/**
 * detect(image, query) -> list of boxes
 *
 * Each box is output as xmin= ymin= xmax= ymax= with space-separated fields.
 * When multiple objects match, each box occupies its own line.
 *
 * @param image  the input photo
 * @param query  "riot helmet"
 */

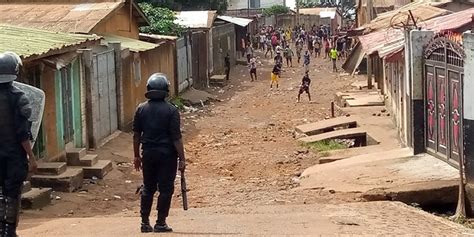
xmin=145 ymin=73 xmax=170 ymax=100
xmin=0 ymin=52 xmax=22 ymax=83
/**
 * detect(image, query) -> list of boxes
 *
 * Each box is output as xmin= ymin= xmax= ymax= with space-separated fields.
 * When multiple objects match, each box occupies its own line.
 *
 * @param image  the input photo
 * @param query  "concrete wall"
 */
xmin=211 ymin=23 xmax=237 ymax=75
xmin=463 ymin=32 xmax=474 ymax=216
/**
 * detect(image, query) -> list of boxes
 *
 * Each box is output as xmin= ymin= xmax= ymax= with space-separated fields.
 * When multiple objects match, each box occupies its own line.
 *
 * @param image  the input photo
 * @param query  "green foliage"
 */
xmin=263 ymin=5 xmax=290 ymax=16
xmin=139 ymin=0 xmax=228 ymax=15
xmin=138 ymin=3 xmax=184 ymax=36
xmin=170 ymin=96 xmax=185 ymax=110
xmin=304 ymin=140 xmax=348 ymax=152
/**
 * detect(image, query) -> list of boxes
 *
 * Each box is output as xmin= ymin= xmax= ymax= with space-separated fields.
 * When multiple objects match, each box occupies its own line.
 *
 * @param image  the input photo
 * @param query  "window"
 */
xmin=250 ymin=0 xmax=260 ymax=8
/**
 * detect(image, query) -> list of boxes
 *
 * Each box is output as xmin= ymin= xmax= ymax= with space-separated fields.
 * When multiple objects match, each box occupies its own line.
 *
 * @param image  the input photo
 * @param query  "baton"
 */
xmin=180 ymin=170 xmax=188 ymax=211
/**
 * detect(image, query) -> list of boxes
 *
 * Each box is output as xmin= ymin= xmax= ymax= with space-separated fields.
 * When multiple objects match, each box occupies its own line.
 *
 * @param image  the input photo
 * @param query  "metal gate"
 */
xmin=92 ymin=49 xmax=118 ymax=143
xmin=191 ymin=31 xmax=208 ymax=89
xmin=424 ymin=33 xmax=465 ymax=165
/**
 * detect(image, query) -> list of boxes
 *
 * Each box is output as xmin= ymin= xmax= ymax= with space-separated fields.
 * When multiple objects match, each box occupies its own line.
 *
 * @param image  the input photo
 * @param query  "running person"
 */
xmin=284 ymin=45 xmax=294 ymax=67
xmin=303 ymin=50 xmax=311 ymax=73
xmin=270 ymin=63 xmax=281 ymax=89
xmin=297 ymin=71 xmax=312 ymax=102
xmin=248 ymin=56 xmax=257 ymax=81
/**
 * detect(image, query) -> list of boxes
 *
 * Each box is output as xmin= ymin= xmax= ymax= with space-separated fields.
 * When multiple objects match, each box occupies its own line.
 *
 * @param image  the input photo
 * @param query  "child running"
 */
xmin=303 ymin=49 xmax=311 ymax=73
xmin=270 ymin=63 xmax=281 ymax=89
xmin=297 ymin=71 xmax=312 ymax=102
xmin=249 ymin=56 xmax=257 ymax=81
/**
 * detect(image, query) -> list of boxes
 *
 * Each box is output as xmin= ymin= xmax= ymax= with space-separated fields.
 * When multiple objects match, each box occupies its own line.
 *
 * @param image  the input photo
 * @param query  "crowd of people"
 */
xmin=235 ymin=23 xmax=354 ymax=102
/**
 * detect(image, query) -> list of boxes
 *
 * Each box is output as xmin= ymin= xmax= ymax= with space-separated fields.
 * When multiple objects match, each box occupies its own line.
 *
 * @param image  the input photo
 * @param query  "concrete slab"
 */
xmin=295 ymin=117 xmax=357 ymax=136
xmin=79 ymin=154 xmax=98 ymax=167
xmin=180 ymin=88 xmax=216 ymax=106
xmin=66 ymin=148 xmax=87 ymax=166
xmin=351 ymin=79 xmax=377 ymax=90
xmin=336 ymin=91 xmax=384 ymax=107
xmin=36 ymin=162 xmax=67 ymax=175
xmin=31 ymin=168 xmax=83 ymax=193
xmin=318 ymin=145 xmax=389 ymax=164
xmin=83 ymin=160 xmax=113 ymax=179
xmin=21 ymin=188 xmax=52 ymax=210
xmin=298 ymin=127 xmax=367 ymax=144
xmin=210 ymin=74 xmax=227 ymax=86
xmin=299 ymin=149 xmax=458 ymax=198
xmin=22 ymin=181 xmax=32 ymax=194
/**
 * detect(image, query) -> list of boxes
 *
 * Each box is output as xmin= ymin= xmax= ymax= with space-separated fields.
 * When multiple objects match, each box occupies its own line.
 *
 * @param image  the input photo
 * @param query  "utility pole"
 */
xmin=366 ymin=0 xmax=374 ymax=89
xmin=296 ymin=0 xmax=300 ymax=26
xmin=248 ymin=0 xmax=250 ymax=18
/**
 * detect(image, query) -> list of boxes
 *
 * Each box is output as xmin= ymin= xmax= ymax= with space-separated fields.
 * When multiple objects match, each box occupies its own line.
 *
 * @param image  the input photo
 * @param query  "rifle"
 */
xmin=180 ymin=170 xmax=188 ymax=211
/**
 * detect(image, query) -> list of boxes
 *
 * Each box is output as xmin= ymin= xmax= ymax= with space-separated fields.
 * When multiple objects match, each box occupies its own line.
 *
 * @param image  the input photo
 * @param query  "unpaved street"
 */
xmin=19 ymin=51 xmax=473 ymax=235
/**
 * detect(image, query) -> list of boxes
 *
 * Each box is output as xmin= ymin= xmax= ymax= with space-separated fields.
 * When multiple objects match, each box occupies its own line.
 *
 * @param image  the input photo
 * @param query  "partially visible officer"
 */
xmin=133 ymin=73 xmax=186 ymax=233
xmin=0 ymin=52 xmax=37 ymax=237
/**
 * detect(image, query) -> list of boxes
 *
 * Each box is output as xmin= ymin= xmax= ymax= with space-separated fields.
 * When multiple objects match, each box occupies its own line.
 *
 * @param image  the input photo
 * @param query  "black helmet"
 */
xmin=0 ymin=52 xmax=22 ymax=83
xmin=145 ymin=73 xmax=170 ymax=99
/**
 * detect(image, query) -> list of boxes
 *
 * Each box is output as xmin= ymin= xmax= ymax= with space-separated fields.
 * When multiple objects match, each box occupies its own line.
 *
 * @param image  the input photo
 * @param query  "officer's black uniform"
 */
xmin=133 ymin=73 xmax=182 ymax=233
xmin=0 ymin=52 xmax=32 ymax=237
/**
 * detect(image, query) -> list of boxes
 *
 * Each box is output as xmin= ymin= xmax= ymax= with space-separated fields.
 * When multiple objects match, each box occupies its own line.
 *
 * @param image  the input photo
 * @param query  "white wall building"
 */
xmin=228 ymin=0 xmax=287 ymax=10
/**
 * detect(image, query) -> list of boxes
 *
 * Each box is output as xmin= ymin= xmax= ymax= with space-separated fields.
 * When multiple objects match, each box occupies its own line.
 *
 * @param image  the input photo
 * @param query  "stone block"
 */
xmin=66 ymin=148 xmax=87 ymax=166
xmin=83 ymin=160 xmax=113 ymax=179
xmin=31 ymin=168 xmax=83 ymax=192
xmin=36 ymin=162 xmax=67 ymax=175
xmin=21 ymin=188 xmax=52 ymax=209
xmin=79 ymin=154 xmax=99 ymax=167
xmin=22 ymin=181 xmax=32 ymax=194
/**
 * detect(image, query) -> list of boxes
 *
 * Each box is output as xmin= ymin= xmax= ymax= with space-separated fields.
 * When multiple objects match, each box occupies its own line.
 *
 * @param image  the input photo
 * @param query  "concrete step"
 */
xmin=31 ymin=168 xmax=83 ymax=192
xmin=209 ymin=74 xmax=227 ymax=86
xmin=66 ymin=148 xmax=87 ymax=166
xmin=22 ymin=181 xmax=32 ymax=194
xmin=77 ymin=154 xmax=99 ymax=167
xmin=83 ymin=160 xmax=113 ymax=179
xmin=21 ymin=188 xmax=52 ymax=210
xmin=299 ymin=127 xmax=368 ymax=144
xmin=295 ymin=117 xmax=358 ymax=136
xmin=36 ymin=162 xmax=67 ymax=175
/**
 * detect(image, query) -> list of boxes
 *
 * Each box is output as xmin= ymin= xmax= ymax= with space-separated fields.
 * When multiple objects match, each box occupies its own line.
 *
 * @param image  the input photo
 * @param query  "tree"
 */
xmin=138 ymin=2 xmax=184 ymax=36
xmin=263 ymin=5 xmax=290 ymax=16
xmin=139 ymin=0 xmax=228 ymax=15
xmin=298 ymin=0 xmax=356 ymax=19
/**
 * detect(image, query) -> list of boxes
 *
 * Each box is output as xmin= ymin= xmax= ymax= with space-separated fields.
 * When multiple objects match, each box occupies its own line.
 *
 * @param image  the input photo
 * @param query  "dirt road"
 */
xmin=19 ymin=50 xmax=472 ymax=235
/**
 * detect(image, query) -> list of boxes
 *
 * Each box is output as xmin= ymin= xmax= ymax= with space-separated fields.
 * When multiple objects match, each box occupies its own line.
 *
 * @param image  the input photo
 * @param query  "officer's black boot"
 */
xmin=4 ymin=196 xmax=20 ymax=237
xmin=0 ymin=187 xmax=6 ymax=236
xmin=154 ymin=216 xmax=172 ymax=233
xmin=140 ymin=216 xmax=153 ymax=233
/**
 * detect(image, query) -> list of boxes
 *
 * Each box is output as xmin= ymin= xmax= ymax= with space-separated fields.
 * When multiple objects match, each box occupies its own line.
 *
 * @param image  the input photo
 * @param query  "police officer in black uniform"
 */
xmin=133 ymin=73 xmax=186 ymax=233
xmin=0 ymin=52 xmax=37 ymax=237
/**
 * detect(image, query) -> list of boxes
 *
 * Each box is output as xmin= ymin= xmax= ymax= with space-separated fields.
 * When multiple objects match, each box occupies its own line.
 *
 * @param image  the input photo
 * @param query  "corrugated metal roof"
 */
xmin=361 ymin=7 xmax=474 ymax=57
xmin=0 ymin=1 xmax=147 ymax=34
xmin=359 ymin=0 xmax=413 ymax=9
xmin=0 ymin=24 xmax=99 ymax=60
xmin=217 ymin=15 xmax=253 ymax=27
xmin=102 ymin=34 xmax=159 ymax=52
xmin=175 ymin=10 xmax=217 ymax=29
xmin=357 ymin=1 xmax=450 ymax=34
